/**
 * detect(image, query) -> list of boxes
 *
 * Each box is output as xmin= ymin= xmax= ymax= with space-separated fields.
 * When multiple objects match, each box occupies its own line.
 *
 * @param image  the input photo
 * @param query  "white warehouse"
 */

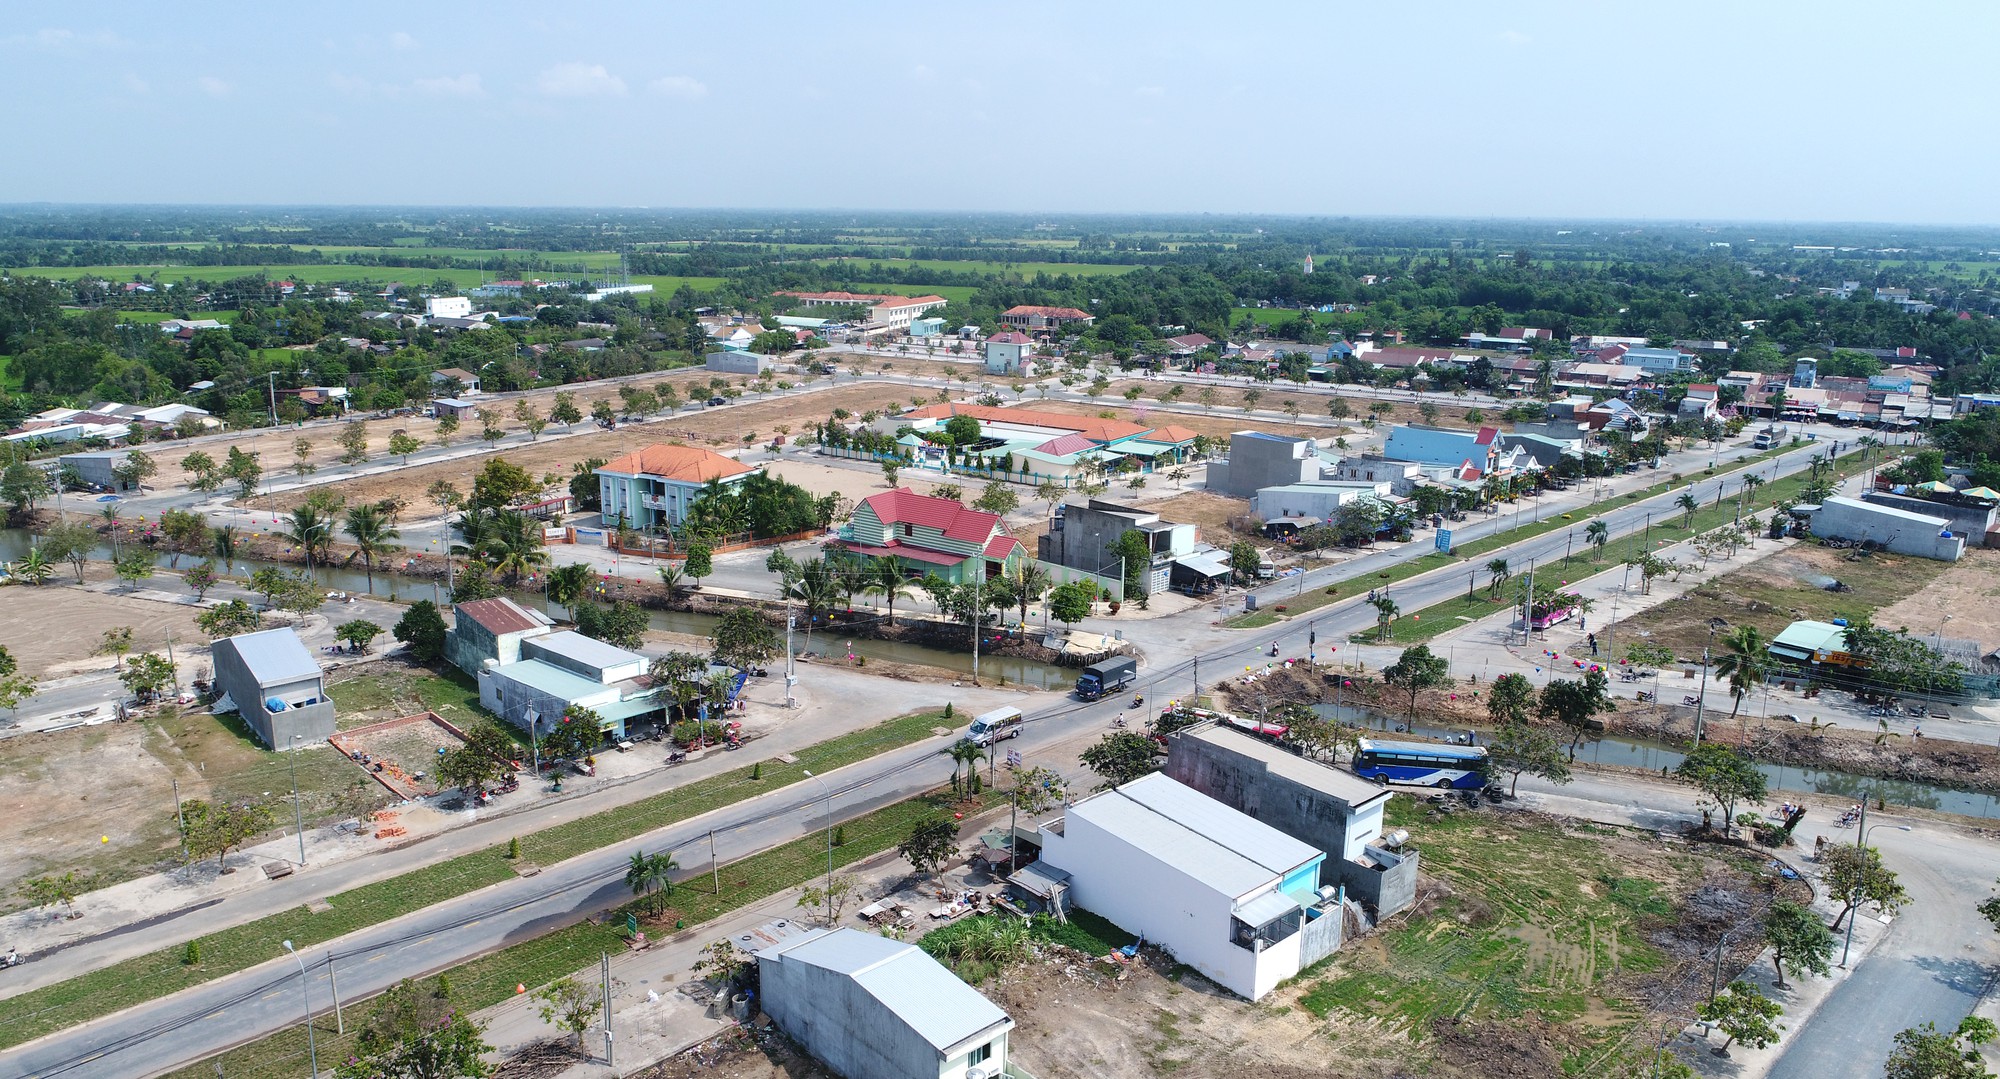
xmin=1033 ymin=773 xmax=1342 ymax=1001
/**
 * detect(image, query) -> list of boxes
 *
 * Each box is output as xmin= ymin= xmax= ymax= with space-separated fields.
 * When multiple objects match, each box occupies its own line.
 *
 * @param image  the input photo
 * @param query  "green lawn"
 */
xmin=0 ymin=708 xmax=956 ymax=1053
xmin=1293 ymin=802 xmax=1745 ymax=1075
xmin=60 ymin=308 xmax=239 ymax=323
xmin=161 ymin=788 xmax=995 ymax=1079
xmin=325 ymin=666 xmax=484 ymax=726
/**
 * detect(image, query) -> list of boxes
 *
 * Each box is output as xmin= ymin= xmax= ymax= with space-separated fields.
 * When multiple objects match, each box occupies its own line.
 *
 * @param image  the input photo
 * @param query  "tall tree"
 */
xmin=1382 ymin=645 xmax=1451 ymax=715
xmin=1763 ymin=898 xmax=1834 ymax=989
xmin=1821 ymin=844 xmax=1911 ymax=931
xmin=1487 ymin=721 xmax=1571 ymax=796
xmin=343 ymin=503 xmax=402 ymax=593
xmin=337 ymin=976 xmax=494 ymax=1079
xmin=1713 ymin=625 xmax=1769 ymax=719
xmin=1673 ymin=741 xmax=1767 ymax=837
xmin=861 ymin=556 xmax=914 ymax=626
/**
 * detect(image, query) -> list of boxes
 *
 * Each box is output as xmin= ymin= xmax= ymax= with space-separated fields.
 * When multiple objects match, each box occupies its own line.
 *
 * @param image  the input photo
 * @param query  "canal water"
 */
xmin=0 ymin=531 xmax=1073 ymax=689
xmin=1312 ymin=703 xmax=2000 ymax=820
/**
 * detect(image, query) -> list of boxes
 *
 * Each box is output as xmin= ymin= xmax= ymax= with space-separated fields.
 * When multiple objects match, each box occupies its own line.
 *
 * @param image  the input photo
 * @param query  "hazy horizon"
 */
xmin=6 ymin=1 xmax=1995 ymax=226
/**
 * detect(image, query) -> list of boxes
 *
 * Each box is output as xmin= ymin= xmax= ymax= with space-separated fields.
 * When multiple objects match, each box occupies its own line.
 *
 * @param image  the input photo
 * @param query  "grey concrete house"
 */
xmin=756 ymin=927 xmax=1015 ymax=1079
xmin=56 ymin=449 xmax=139 ymax=491
xmin=1038 ymin=499 xmax=1197 ymax=596
xmin=1166 ymin=721 xmax=1418 ymax=918
xmin=1806 ymin=495 xmax=1964 ymax=561
xmin=447 ymin=598 xmax=554 ymax=678
xmin=1205 ymin=431 xmax=1320 ymax=498
xmin=210 ymin=629 xmax=334 ymax=751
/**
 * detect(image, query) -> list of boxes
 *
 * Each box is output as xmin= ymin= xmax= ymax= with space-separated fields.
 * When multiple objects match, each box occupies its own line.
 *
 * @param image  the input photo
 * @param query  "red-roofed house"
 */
xmin=775 ymin=290 xmax=948 ymax=331
xmin=837 ymin=488 xmax=1023 ymax=583
xmin=1002 ymin=305 xmax=1096 ymax=332
xmin=596 ymin=444 xmax=760 ymax=530
xmin=1679 ymin=384 xmax=1721 ymax=420
xmin=1164 ymin=333 xmax=1215 ymax=355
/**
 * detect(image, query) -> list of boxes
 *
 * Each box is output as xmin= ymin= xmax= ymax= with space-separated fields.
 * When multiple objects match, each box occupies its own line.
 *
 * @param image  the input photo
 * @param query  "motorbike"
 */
xmin=666 ymin=749 xmax=688 ymax=765
xmin=1636 ymin=691 xmax=1656 ymax=703
xmin=1681 ymin=694 xmax=1701 ymax=706
xmin=1131 ymin=694 xmax=1144 ymax=708
xmin=0 ymin=949 xmax=21 ymax=969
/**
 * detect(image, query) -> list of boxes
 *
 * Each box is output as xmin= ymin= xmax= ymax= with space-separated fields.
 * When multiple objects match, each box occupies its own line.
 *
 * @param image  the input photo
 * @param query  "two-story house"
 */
xmin=837 ymin=488 xmax=1023 ymax=583
xmin=1001 ymin=305 xmax=1095 ymax=333
xmin=596 ymin=444 xmax=759 ymax=531
xmin=1038 ymin=498 xmax=1197 ymax=596
xmin=210 ymin=629 xmax=334 ymax=751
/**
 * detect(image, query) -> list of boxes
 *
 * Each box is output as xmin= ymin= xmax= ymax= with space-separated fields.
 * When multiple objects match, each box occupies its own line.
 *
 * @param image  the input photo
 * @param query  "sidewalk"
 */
xmin=0 ymin=665 xmax=1026 ymax=996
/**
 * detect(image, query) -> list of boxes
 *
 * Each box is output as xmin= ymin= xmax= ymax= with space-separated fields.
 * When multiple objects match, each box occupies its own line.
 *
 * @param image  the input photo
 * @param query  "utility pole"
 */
xmin=165 ymin=634 xmax=181 ymax=698
xmin=970 ymin=572 xmax=981 ymax=684
xmin=1840 ymin=798 xmax=1869 ymax=968
xmin=1693 ymin=647 xmax=1710 ymax=747
xmin=600 ymin=952 xmax=614 ymax=1066
xmin=708 ymin=828 xmax=720 ymax=895
xmin=171 ymin=777 xmax=188 ymax=865
xmin=266 ymin=370 xmax=279 ymax=429
xmin=289 ymin=734 xmax=307 ymax=865
xmin=328 ymin=953 xmax=344 ymax=1034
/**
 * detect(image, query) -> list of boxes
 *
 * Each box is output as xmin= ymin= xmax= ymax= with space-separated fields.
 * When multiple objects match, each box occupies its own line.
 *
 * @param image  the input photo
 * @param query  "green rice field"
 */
xmin=16 ymin=265 xmax=724 ymax=294
xmin=810 ymin=256 xmax=1145 ymax=277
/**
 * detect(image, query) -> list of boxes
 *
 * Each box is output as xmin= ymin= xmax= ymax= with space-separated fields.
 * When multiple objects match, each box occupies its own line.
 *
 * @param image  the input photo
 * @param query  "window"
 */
xmin=970 ymin=1043 xmax=992 ymax=1065
xmin=902 ymin=523 xmax=913 ymax=537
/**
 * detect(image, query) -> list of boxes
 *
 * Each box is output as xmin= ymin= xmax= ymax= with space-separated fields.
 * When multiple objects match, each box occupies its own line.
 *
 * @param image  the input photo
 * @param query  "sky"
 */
xmin=3 ymin=1 xmax=1995 ymax=224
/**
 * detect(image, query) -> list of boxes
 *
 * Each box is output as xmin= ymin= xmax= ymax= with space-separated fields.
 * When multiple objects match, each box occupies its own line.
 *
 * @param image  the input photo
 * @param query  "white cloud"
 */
xmin=536 ymin=62 xmax=626 ymax=98
xmin=389 ymin=31 xmax=418 ymax=50
xmin=328 ymin=72 xmax=375 ymax=98
xmin=647 ymin=74 xmax=707 ymax=99
xmin=2 ymin=27 xmax=132 ymax=52
xmin=1499 ymin=29 xmax=1531 ymax=46
xmin=1134 ymin=85 xmax=1166 ymax=97
xmin=198 ymin=76 xmax=232 ymax=98
xmin=414 ymin=73 xmax=484 ymax=98
xmin=910 ymin=64 xmax=936 ymax=82
xmin=123 ymin=73 xmax=150 ymax=95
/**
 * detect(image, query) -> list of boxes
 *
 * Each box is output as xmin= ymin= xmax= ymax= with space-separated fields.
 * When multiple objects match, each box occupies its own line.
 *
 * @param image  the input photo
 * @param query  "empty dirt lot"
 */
xmin=0 ymin=580 xmax=209 ymax=679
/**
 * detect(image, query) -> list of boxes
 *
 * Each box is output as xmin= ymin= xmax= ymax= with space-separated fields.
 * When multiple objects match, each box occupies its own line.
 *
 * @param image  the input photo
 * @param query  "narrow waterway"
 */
xmin=0 ymin=531 xmax=1074 ymax=689
xmin=1312 ymin=703 xmax=2000 ymax=820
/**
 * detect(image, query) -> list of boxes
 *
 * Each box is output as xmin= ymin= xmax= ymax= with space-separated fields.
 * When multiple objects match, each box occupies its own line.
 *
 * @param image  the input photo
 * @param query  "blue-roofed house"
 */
xmin=1382 ymin=424 xmax=1515 ymax=478
xmin=210 ymin=628 xmax=333 ymax=751
xmin=1032 ymin=773 xmax=1343 ymax=1001
xmin=754 ymin=927 xmax=1015 ymax=1079
xmin=1618 ymin=346 xmax=1698 ymax=374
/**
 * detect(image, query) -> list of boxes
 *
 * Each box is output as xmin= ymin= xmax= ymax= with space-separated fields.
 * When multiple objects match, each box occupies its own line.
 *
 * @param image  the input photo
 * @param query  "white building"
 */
xmin=1034 ymin=773 xmax=1340 ymax=1001
xmin=425 ymin=296 xmax=473 ymax=320
xmin=756 ymin=927 xmax=1014 ymax=1079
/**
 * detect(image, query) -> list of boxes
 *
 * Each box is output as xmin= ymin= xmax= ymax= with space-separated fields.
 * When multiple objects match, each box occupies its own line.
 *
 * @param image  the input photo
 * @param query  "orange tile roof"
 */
xmin=902 ymin=402 xmax=1149 ymax=441
xmin=1146 ymin=424 xmax=1199 ymax=443
xmin=599 ymin=444 xmax=757 ymax=484
xmin=874 ymin=294 xmax=948 ymax=309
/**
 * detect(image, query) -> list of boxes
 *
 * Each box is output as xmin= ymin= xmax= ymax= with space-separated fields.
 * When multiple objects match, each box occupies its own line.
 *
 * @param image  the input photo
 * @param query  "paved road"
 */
xmin=0 ymin=673 xmax=1143 ymax=1079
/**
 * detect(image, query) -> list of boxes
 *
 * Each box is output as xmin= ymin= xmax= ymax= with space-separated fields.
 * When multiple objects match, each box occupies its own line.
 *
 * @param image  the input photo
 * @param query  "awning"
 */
xmin=1174 ymin=550 xmax=1233 ymax=578
xmin=1234 ymin=890 xmax=1302 ymax=928
xmin=1007 ymin=860 xmax=1071 ymax=900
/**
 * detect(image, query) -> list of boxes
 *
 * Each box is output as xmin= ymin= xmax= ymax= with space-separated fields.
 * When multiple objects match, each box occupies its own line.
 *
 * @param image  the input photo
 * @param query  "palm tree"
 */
xmin=213 ymin=524 xmax=239 ymax=573
xmin=1371 ymin=594 xmax=1400 ymax=641
xmin=656 ymin=563 xmax=687 ymax=603
xmin=940 ymin=740 xmax=987 ymax=793
xmin=547 ymin=563 xmax=594 ymax=617
xmin=1585 ymin=520 xmax=1609 ymax=562
xmin=280 ymin=505 xmax=335 ymax=573
xmin=861 ymin=557 xmax=913 ymax=625
xmin=342 ymin=503 xmax=401 ymax=593
xmin=1005 ymin=561 xmax=1052 ymax=626
xmin=625 ymin=849 xmax=681 ymax=916
xmin=454 ymin=508 xmax=547 ymax=584
xmin=1713 ymin=625 xmax=1769 ymax=719
xmin=100 ymin=503 xmax=123 ymax=554
xmin=1486 ymin=557 xmax=1511 ymax=598
xmin=1675 ymin=491 xmax=1699 ymax=529
xmin=788 ymin=560 xmax=842 ymax=655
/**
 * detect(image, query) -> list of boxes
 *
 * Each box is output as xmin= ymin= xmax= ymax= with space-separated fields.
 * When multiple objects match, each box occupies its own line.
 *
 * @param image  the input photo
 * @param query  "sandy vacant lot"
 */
xmin=0 ymin=581 xmax=209 ymax=679
xmin=1874 ymin=545 xmax=2000 ymax=654
xmin=255 ymin=383 xmax=932 ymax=513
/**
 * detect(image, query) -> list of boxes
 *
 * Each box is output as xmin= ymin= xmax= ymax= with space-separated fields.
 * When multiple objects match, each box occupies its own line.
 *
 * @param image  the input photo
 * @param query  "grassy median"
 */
xmin=161 ymin=787 xmax=1000 ymax=1079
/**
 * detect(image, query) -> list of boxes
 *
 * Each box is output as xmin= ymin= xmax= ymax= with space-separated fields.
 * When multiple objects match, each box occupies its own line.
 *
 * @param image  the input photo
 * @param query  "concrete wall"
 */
xmin=1863 ymin=491 xmax=1998 ymax=546
xmin=1207 ymin=433 xmax=1316 ymax=499
xmin=705 ymin=351 xmax=773 ymax=375
xmin=446 ymin=615 xmax=537 ymax=679
xmin=211 ymin=648 xmax=334 ymax=751
xmin=57 ymin=452 xmax=130 ymax=491
xmin=1344 ymin=844 xmax=1419 ymax=918
xmin=477 ymin=667 xmax=621 ymax=736
xmin=1809 ymin=496 xmax=1964 ymax=561
xmin=1250 ymin=483 xmax=1380 ymax=522
xmin=758 ymin=950 xmax=947 ymax=1079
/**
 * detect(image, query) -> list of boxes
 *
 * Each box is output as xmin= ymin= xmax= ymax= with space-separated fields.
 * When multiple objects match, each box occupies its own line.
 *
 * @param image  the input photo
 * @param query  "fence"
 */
xmin=600 ymin=528 xmax=823 ymax=561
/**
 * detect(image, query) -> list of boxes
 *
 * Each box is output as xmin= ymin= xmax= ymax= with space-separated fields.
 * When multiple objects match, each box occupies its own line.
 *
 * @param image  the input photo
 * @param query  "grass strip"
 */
xmin=1361 ymin=448 xmax=1872 ymax=645
xmin=0 ymin=709 xmax=951 ymax=1052
xmin=1228 ymin=442 xmax=1800 ymax=630
xmin=160 ymin=789 xmax=998 ymax=1079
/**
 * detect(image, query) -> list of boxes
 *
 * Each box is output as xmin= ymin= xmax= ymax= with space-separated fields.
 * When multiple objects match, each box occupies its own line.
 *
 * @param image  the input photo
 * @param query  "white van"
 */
xmin=965 ymin=706 xmax=1024 ymax=747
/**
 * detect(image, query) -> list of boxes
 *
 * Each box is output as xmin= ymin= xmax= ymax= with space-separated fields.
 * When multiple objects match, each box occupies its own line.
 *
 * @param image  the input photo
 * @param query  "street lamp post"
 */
xmin=281 ymin=940 xmax=319 ymax=1077
xmin=801 ymin=770 xmax=834 ymax=925
xmin=1839 ymin=810 xmax=1909 ymax=968
xmin=289 ymin=734 xmax=307 ymax=865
